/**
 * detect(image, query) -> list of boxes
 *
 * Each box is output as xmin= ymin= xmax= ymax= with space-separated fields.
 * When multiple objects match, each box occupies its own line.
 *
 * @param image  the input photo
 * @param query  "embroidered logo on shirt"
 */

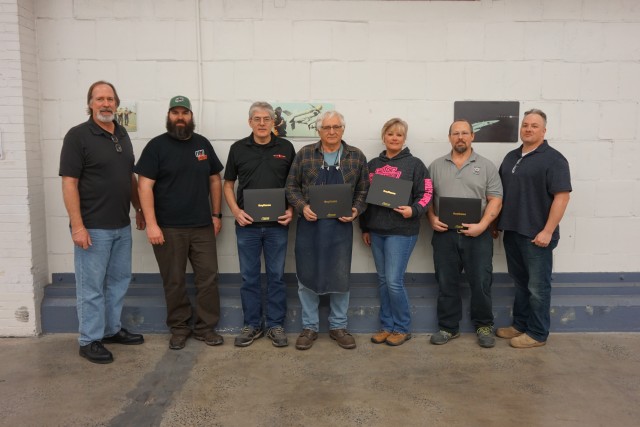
xmin=195 ymin=149 xmax=208 ymax=161
xmin=273 ymin=154 xmax=287 ymax=159
xmin=473 ymin=166 xmax=480 ymax=175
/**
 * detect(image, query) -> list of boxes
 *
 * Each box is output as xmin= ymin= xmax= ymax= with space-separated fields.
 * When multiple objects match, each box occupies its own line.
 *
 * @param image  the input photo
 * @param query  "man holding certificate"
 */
xmin=427 ymin=119 xmax=503 ymax=348
xmin=286 ymin=110 xmax=369 ymax=350
xmin=224 ymin=102 xmax=296 ymax=348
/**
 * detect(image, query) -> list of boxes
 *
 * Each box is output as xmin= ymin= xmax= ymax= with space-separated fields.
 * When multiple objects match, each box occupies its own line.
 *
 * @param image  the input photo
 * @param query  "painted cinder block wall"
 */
xmin=1 ymin=0 xmax=639 ymax=335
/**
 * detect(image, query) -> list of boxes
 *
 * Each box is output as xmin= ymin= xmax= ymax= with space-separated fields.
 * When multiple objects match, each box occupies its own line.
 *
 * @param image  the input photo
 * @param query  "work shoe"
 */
xmin=386 ymin=332 xmax=412 ymax=346
xmin=430 ymin=330 xmax=460 ymax=345
xmin=102 ymin=328 xmax=144 ymax=345
xmin=266 ymin=326 xmax=288 ymax=347
xmin=79 ymin=341 xmax=113 ymax=364
xmin=329 ymin=329 xmax=356 ymax=349
xmin=234 ymin=325 xmax=264 ymax=347
xmin=169 ymin=334 xmax=189 ymax=350
xmin=371 ymin=330 xmax=391 ymax=344
xmin=496 ymin=326 xmax=524 ymax=339
xmin=476 ymin=326 xmax=495 ymax=348
xmin=295 ymin=329 xmax=318 ymax=350
xmin=194 ymin=331 xmax=224 ymax=346
xmin=510 ymin=334 xmax=546 ymax=349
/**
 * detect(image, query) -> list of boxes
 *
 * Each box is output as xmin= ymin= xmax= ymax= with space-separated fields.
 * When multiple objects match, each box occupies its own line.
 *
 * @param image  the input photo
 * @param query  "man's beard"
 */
xmin=96 ymin=110 xmax=114 ymax=123
xmin=454 ymin=143 xmax=468 ymax=154
xmin=166 ymin=116 xmax=195 ymax=140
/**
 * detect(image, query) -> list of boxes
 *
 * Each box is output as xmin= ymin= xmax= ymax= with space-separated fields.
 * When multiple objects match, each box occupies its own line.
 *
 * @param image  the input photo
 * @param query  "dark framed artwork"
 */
xmin=453 ymin=101 xmax=520 ymax=142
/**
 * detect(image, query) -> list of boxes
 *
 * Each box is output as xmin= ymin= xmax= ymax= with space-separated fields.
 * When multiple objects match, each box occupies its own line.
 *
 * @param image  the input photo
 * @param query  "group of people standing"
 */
xmin=60 ymin=80 xmax=571 ymax=364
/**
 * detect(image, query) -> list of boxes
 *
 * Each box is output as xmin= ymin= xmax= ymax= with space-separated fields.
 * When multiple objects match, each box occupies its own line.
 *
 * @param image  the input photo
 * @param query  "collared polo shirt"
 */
xmin=429 ymin=150 xmax=503 ymax=215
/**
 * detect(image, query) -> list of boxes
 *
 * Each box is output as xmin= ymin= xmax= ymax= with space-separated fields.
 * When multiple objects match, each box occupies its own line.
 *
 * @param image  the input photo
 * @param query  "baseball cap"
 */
xmin=169 ymin=95 xmax=192 ymax=112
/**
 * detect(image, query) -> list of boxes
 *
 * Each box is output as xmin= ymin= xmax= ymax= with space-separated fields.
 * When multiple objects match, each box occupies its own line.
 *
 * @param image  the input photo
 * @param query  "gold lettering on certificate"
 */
xmin=452 ymin=212 xmax=466 ymax=216
xmin=383 ymin=190 xmax=396 ymax=195
xmin=324 ymin=200 xmax=337 ymax=204
xmin=260 ymin=216 xmax=270 ymax=221
xmin=258 ymin=204 xmax=272 ymax=207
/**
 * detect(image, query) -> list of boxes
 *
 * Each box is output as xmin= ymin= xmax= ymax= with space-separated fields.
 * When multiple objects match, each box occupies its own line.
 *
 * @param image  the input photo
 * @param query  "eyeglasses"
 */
xmin=111 ymin=135 xmax=122 ymax=153
xmin=511 ymin=157 xmax=523 ymax=174
xmin=251 ymin=117 xmax=273 ymax=124
xmin=319 ymin=125 xmax=344 ymax=132
xmin=451 ymin=131 xmax=471 ymax=137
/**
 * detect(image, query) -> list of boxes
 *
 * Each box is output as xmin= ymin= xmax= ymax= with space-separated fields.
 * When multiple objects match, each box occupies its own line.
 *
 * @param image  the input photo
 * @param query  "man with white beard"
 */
xmin=60 ymin=81 xmax=146 ymax=364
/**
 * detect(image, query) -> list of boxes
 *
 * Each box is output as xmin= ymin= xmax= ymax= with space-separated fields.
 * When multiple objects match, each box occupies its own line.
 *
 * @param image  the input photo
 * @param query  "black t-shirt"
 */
xmin=135 ymin=132 xmax=223 ymax=227
xmin=59 ymin=118 xmax=133 ymax=229
xmin=224 ymin=133 xmax=295 ymax=210
xmin=498 ymin=140 xmax=572 ymax=240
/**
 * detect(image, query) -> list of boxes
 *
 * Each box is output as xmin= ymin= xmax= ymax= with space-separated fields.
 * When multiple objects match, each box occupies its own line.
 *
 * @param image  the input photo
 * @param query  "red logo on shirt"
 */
xmin=195 ymin=149 xmax=208 ymax=161
xmin=273 ymin=154 xmax=287 ymax=159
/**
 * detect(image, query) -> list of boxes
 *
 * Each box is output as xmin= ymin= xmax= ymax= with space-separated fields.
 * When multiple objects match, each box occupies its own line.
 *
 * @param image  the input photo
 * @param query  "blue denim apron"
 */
xmin=295 ymin=163 xmax=353 ymax=294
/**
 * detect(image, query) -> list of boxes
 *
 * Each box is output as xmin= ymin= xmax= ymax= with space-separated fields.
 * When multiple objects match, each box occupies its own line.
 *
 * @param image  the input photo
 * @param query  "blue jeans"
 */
xmin=236 ymin=225 xmax=288 ymax=329
xmin=432 ymin=229 xmax=494 ymax=332
xmin=298 ymin=282 xmax=349 ymax=332
xmin=370 ymin=233 xmax=417 ymax=334
xmin=503 ymin=231 xmax=558 ymax=342
xmin=74 ymin=226 xmax=132 ymax=346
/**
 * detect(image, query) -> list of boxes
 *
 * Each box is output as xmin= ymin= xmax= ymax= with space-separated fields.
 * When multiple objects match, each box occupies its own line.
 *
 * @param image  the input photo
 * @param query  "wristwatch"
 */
xmin=212 ymin=213 xmax=222 ymax=219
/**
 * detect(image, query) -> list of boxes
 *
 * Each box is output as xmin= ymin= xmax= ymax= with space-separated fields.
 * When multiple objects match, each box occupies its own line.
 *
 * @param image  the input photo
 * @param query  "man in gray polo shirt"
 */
xmin=427 ymin=119 xmax=503 ymax=348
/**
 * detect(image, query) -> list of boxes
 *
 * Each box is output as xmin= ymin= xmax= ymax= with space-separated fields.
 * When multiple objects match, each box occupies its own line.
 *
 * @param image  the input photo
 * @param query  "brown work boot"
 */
xmin=496 ymin=326 xmax=524 ymax=339
xmin=194 ymin=330 xmax=224 ymax=346
xmin=169 ymin=334 xmax=189 ymax=350
xmin=386 ymin=332 xmax=412 ymax=346
xmin=295 ymin=329 xmax=318 ymax=350
xmin=371 ymin=330 xmax=391 ymax=344
xmin=510 ymin=334 xmax=546 ymax=349
xmin=329 ymin=329 xmax=356 ymax=349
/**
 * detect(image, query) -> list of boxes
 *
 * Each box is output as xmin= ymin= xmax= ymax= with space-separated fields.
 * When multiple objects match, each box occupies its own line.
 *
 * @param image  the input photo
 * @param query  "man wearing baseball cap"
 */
xmin=136 ymin=95 xmax=225 ymax=350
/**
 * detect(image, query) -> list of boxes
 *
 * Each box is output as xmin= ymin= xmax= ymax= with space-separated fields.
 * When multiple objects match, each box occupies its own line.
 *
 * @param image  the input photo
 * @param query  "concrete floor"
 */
xmin=1 ymin=333 xmax=640 ymax=427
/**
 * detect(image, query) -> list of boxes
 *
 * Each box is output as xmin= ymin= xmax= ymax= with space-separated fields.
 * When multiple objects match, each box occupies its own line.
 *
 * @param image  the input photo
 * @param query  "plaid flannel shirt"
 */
xmin=286 ymin=140 xmax=369 ymax=216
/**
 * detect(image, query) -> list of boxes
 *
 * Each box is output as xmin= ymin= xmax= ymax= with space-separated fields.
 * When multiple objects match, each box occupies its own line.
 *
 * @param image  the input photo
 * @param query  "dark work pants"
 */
xmin=431 ymin=229 xmax=495 ymax=332
xmin=152 ymin=225 xmax=220 ymax=336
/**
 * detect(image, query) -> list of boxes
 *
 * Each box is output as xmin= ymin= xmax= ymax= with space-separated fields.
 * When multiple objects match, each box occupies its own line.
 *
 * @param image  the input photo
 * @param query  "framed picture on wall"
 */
xmin=117 ymin=102 xmax=137 ymax=133
xmin=270 ymin=102 xmax=335 ymax=138
xmin=453 ymin=101 xmax=519 ymax=142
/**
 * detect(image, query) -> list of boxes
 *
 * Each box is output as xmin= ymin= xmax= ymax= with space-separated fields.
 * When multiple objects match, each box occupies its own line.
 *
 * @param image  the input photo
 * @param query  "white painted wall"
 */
xmin=0 ymin=0 xmax=46 ymax=336
xmin=35 ymin=0 xmax=640 ymax=277
xmin=4 ymin=0 xmax=640 ymax=334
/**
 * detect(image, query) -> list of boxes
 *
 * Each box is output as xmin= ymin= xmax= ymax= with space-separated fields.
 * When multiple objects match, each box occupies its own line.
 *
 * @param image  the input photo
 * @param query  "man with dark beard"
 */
xmin=136 ymin=95 xmax=225 ymax=350
xmin=427 ymin=119 xmax=503 ymax=349
xmin=60 ymin=80 xmax=145 ymax=364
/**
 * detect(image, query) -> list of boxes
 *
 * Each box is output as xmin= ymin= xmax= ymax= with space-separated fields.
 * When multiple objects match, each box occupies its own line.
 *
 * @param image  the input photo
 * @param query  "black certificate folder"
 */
xmin=243 ymin=188 xmax=285 ymax=222
xmin=438 ymin=197 xmax=482 ymax=230
xmin=366 ymin=174 xmax=412 ymax=208
xmin=309 ymin=184 xmax=353 ymax=219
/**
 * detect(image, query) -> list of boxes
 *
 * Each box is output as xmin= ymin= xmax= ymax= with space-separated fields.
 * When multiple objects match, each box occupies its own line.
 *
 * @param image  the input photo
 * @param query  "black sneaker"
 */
xmin=234 ymin=325 xmax=264 ymax=347
xmin=430 ymin=330 xmax=460 ymax=345
xmin=79 ymin=341 xmax=113 ymax=364
xmin=476 ymin=326 xmax=496 ymax=348
xmin=266 ymin=326 xmax=288 ymax=347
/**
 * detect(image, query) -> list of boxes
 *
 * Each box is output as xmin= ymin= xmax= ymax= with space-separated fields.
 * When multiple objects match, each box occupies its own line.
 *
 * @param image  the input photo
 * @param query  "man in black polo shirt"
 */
xmin=136 ymin=95 xmax=225 ymax=350
xmin=496 ymin=109 xmax=571 ymax=348
xmin=224 ymin=102 xmax=296 ymax=347
xmin=60 ymin=80 xmax=145 ymax=364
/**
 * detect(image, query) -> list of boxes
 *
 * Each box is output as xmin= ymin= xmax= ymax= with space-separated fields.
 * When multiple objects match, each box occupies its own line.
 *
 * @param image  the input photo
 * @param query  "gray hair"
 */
xmin=524 ymin=108 xmax=547 ymax=126
xmin=315 ymin=110 xmax=345 ymax=131
xmin=248 ymin=101 xmax=275 ymax=120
